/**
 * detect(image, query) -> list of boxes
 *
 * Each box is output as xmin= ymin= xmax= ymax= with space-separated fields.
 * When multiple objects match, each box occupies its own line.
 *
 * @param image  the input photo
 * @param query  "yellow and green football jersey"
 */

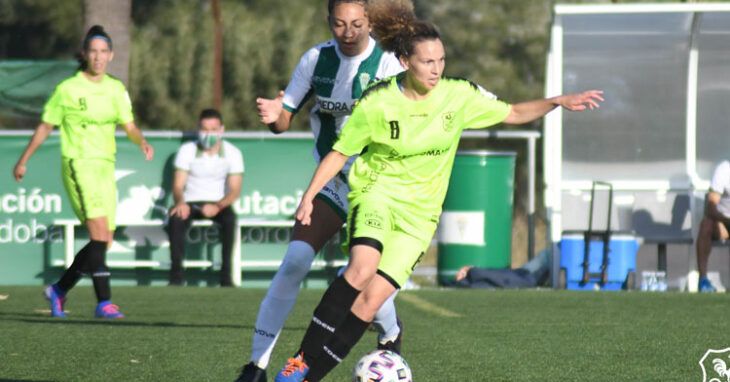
xmin=333 ymin=73 xmax=511 ymax=219
xmin=42 ymin=71 xmax=134 ymax=161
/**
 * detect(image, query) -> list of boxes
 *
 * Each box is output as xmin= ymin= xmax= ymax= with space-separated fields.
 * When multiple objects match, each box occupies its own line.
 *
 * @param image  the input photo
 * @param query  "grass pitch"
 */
xmin=0 ymin=286 xmax=728 ymax=381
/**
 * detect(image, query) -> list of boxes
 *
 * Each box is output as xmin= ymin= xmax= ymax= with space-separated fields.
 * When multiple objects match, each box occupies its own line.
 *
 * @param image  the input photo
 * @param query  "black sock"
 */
xmin=56 ymin=240 xmax=95 ymax=292
xmin=84 ymin=240 xmax=111 ymax=302
xmin=300 ymin=276 xmax=361 ymax=361
xmin=306 ymin=310 xmax=370 ymax=382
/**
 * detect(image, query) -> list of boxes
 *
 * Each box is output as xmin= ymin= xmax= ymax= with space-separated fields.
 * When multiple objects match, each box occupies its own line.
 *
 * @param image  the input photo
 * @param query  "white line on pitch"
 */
xmin=397 ymin=293 xmax=463 ymax=318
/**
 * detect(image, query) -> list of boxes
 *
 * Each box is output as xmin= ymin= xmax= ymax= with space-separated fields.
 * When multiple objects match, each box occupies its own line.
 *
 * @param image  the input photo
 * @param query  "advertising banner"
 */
xmin=0 ymin=131 xmax=340 ymax=287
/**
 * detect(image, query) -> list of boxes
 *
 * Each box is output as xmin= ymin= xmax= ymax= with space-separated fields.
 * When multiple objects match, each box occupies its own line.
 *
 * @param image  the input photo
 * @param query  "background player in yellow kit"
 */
xmin=13 ymin=25 xmax=154 ymax=319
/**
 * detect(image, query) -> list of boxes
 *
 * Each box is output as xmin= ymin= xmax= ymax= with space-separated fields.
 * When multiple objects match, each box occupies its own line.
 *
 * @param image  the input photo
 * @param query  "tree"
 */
xmin=128 ymin=0 xmax=330 ymax=131
xmin=82 ymin=0 xmax=132 ymax=85
xmin=0 ymin=0 xmax=82 ymax=59
xmin=212 ymin=0 xmax=223 ymax=110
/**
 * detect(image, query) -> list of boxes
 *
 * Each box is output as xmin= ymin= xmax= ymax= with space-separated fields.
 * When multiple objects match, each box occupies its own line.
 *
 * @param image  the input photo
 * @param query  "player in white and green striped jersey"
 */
xmin=239 ymin=1 xmax=404 ymax=381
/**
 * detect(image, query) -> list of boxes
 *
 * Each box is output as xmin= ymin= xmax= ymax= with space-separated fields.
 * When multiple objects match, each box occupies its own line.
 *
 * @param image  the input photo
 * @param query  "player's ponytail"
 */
xmin=368 ymin=0 xmax=439 ymax=58
xmin=76 ymin=25 xmax=113 ymax=71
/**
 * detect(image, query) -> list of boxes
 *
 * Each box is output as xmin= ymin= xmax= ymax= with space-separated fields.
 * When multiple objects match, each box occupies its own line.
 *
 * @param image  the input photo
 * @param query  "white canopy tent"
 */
xmin=544 ymin=3 xmax=730 ymax=288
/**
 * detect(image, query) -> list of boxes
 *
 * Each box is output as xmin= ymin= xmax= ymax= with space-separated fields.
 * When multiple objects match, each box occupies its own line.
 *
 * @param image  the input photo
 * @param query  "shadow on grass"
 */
xmin=0 ymin=379 xmax=56 ymax=382
xmin=0 ymin=311 xmax=308 ymax=331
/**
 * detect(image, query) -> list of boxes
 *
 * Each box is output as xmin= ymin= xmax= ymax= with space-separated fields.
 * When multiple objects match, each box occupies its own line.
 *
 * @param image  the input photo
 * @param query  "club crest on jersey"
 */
xmin=359 ymin=72 xmax=371 ymax=90
xmin=442 ymin=111 xmax=456 ymax=131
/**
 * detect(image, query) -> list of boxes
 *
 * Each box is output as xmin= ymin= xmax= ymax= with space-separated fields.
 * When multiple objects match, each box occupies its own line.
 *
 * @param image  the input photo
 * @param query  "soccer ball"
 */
xmin=352 ymin=349 xmax=412 ymax=382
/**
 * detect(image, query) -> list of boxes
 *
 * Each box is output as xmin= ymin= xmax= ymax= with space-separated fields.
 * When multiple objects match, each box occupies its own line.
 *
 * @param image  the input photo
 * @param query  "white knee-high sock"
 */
xmin=372 ymin=289 xmax=400 ymax=343
xmin=250 ymin=240 xmax=315 ymax=369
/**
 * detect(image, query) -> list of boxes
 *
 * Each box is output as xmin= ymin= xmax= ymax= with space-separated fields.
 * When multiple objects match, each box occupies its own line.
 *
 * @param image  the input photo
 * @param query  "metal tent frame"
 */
xmin=544 ymin=3 xmax=730 ymax=288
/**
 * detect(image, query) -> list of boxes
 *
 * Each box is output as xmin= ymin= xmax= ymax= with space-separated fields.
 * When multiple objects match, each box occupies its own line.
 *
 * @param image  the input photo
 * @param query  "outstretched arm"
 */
xmin=295 ymin=150 xmax=349 ymax=225
xmin=503 ymin=90 xmax=604 ymax=125
xmin=256 ymin=90 xmax=294 ymax=134
xmin=13 ymin=122 xmax=54 ymax=182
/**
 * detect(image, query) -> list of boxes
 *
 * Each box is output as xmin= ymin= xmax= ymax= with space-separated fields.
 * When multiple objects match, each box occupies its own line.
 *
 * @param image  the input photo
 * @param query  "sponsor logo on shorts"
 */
xmin=364 ymin=212 xmax=384 ymax=229
xmin=365 ymin=219 xmax=382 ymax=228
xmin=322 ymin=185 xmax=345 ymax=209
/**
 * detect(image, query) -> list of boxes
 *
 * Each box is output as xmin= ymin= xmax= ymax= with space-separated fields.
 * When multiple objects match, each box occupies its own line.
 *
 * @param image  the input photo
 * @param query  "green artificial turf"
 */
xmin=0 ymin=286 xmax=728 ymax=381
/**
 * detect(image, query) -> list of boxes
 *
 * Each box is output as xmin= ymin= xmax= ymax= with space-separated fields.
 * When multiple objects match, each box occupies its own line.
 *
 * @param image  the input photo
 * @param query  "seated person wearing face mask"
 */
xmin=167 ymin=108 xmax=244 ymax=286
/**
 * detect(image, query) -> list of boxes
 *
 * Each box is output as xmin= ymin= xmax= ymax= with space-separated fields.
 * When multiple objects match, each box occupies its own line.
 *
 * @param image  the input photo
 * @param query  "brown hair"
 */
xmin=368 ymin=0 xmax=439 ymax=58
xmin=327 ymin=0 xmax=369 ymax=16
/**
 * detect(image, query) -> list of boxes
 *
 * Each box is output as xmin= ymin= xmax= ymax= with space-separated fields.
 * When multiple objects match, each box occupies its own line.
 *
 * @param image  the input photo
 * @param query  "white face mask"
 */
xmin=198 ymin=131 xmax=222 ymax=149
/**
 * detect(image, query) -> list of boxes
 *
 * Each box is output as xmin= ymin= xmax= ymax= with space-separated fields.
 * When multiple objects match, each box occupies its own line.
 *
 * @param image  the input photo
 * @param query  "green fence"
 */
xmin=0 ymin=131 xmax=343 ymax=287
xmin=0 ymin=60 xmax=76 ymax=128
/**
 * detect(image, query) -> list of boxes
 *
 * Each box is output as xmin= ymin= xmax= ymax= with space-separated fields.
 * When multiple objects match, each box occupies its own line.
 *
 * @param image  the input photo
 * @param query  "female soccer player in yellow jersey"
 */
xmin=274 ymin=1 xmax=603 ymax=381
xmin=13 ymin=25 xmax=154 ymax=319
xmin=239 ymin=1 xmax=404 ymax=381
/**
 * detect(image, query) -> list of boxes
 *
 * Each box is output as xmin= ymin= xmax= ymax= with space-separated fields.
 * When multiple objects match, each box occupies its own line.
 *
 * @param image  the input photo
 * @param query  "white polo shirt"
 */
xmin=174 ymin=140 xmax=244 ymax=202
xmin=710 ymin=160 xmax=730 ymax=218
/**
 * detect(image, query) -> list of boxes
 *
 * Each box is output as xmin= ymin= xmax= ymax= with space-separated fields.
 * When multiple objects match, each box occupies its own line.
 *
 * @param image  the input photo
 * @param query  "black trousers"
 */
xmin=167 ymin=203 xmax=236 ymax=286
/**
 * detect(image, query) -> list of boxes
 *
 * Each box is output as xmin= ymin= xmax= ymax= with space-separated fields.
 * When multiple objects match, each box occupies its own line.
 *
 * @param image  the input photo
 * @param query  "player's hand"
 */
xmin=558 ymin=90 xmax=604 ymax=111
xmin=256 ymin=90 xmax=284 ymax=124
xmin=141 ymin=141 xmax=154 ymax=161
xmin=13 ymin=162 xmax=26 ymax=182
xmin=169 ymin=203 xmax=191 ymax=220
xmin=201 ymin=203 xmax=219 ymax=218
xmin=295 ymin=198 xmax=314 ymax=226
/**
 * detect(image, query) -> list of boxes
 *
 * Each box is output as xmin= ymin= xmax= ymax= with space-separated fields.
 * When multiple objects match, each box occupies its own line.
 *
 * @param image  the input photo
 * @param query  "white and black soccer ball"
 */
xmin=352 ymin=349 xmax=412 ymax=382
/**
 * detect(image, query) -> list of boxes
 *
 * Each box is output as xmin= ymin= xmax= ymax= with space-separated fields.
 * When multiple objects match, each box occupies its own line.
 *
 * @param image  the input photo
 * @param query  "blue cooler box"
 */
xmin=560 ymin=234 xmax=638 ymax=290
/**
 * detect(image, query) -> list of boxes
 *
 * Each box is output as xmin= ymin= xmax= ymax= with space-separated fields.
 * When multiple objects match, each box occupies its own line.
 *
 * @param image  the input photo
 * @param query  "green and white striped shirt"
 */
xmin=282 ymin=36 xmax=403 ymax=175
